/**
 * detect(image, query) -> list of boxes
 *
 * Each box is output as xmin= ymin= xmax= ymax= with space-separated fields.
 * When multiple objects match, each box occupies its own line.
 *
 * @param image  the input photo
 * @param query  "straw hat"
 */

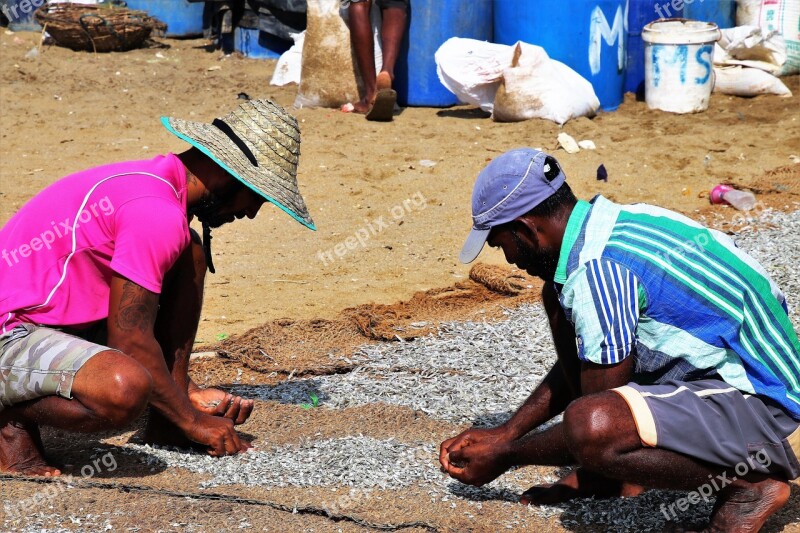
xmin=161 ymin=99 xmax=315 ymax=230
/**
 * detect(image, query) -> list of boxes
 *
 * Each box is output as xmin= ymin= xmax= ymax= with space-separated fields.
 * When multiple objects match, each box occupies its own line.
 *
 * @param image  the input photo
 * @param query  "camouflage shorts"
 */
xmin=0 ymin=324 xmax=110 ymax=411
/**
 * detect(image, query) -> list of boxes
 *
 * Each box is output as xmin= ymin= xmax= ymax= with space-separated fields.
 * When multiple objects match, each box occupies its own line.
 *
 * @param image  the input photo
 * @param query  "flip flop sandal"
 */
xmin=365 ymin=89 xmax=396 ymax=122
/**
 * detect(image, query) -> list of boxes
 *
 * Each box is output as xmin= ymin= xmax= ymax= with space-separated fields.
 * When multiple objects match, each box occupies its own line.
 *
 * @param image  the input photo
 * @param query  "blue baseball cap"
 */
xmin=459 ymin=148 xmax=566 ymax=264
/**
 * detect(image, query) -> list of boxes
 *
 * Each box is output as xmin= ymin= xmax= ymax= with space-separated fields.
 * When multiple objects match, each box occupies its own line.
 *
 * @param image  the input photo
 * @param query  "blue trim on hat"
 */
xmin=161 ymin=116 xmax=316 ymax=231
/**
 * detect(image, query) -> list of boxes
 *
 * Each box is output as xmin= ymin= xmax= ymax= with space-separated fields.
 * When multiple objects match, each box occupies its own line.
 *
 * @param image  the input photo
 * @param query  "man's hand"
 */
xmin=183 ymin=412 xmax=250 ymax=456
xmin=440 ymin=435 xmax=512 ymax=487
xmin=439 ymin=426 xmax=512 ymax=469
xmin=189 ymin=387 xmax=254 ymax=426
xmin=439 ymin=426 xmax=513 ymax=482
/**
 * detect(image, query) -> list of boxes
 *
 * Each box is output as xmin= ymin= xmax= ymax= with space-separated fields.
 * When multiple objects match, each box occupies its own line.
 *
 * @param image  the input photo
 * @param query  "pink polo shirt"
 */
xmin=0 ymin=154 xmax=190 ymax=334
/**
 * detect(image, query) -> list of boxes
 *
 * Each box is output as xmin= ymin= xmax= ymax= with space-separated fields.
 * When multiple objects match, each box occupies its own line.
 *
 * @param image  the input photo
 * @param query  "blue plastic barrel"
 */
xmin=493 ymin=0 xmax=628 ymax=111
xmin=394 ymin=0 xmax=492 ymax=107
xmin=125 ymin=0 xmax=204 ymax=37
xmin=626 ymin=0 xmax=684 ymax=95
xmin=1 ymin=0 xmax=41 ymax=31
xmin=684 ymin=0 xmax=736 ymax=29
xmin=235 ymin=27 xmax=291 ymax=59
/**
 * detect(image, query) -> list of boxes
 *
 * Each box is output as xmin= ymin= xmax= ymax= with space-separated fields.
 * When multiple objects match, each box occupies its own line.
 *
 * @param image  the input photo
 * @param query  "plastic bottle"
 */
xmin=710 ymin=184 xmax=756 ymax=211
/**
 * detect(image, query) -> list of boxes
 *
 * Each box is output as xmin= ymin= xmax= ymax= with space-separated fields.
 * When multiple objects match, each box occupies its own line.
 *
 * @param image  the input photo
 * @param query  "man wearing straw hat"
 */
xmin=440 ymin=148 xmax=800 ymax=531
xmin=0 ymin=99 xmax=315 ymax=475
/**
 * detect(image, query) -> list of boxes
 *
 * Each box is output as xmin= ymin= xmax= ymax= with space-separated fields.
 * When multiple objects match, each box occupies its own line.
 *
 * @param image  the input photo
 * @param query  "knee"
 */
xmin=563 ymin=393 xmax=621 ymax=469
xmin=96 ymin=358 xmax=153 ymax=428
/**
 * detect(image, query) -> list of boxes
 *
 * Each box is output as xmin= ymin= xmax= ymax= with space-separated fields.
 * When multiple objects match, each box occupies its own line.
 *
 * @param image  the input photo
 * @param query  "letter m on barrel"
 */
xmin=589 ymin=1 xmax=628 ymax=75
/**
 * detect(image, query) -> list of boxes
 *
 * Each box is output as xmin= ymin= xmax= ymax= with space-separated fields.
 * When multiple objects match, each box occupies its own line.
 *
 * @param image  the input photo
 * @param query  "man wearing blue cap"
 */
xmin=439 ymin=148 xmax=800 ymax=531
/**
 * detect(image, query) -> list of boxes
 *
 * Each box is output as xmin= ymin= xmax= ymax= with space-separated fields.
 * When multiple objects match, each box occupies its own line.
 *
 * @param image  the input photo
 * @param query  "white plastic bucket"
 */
xmin=642 ymin=19 xmax=721 ymax=113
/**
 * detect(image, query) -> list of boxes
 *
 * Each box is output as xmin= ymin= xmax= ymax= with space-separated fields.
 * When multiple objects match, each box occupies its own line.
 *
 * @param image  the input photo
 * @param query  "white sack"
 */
xmin=435 ymin=37 xmax=514 ymax=113
xmin=736 ymin=0 xmax=800 ymax=75
xmin=713 ymin=65 xmax=792 ymax=96
xmin=492 ymin=42 xmax=600 ymax=125
xmin=271 ymin=31 xmax=305 ymax=86
xmin=435 ymin=38 xmax=599 ymax=124
xmin=714 ymin=25 xmax=787 ymax=73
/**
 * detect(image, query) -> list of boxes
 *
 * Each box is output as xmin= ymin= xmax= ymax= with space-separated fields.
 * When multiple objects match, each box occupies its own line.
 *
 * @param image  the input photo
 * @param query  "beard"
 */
xmin=189 ymin=193 xmax=224 ymax=226
xmin=512 ymin=232 xmax=558 ymax=281
xmin=189 ymin=189 xmax=238 ymax=228
xmin=523 ymin=248 xmax=558 ymax=281
xmin=188 ymin=177 xmax=247 ymax=228
xmin=198 ymin=213 xmax=230 ymax=229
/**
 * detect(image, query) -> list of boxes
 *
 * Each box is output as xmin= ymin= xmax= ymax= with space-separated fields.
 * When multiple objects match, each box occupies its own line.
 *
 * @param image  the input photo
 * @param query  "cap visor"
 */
xmin=459 ymin=228 xmax=491 ymax=264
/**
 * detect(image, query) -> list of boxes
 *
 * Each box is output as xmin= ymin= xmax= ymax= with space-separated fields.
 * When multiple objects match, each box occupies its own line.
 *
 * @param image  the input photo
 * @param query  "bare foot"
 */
xmin=0 ymin=421 xmax=61 ymax=476
xmin=341 ymin=74 xmax=392 ymax=116
xmin=520 ymin=467 xmax=644 ymax=505
xmin=344 ymin=99 xmax=371 ymax=115
xmin=686 ymin=477 xmax=790 ymax=533
xmin=376 ymin=71 xmax=392 ymax=91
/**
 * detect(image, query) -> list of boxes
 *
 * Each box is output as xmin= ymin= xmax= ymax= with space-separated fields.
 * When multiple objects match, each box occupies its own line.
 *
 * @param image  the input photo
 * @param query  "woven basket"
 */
xmin=34 ymin=3 xmax=166 ymax=53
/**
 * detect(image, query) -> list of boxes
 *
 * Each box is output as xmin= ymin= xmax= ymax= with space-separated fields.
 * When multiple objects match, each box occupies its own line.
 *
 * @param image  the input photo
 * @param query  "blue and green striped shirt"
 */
xmin=555 ymin=196 xmax=800 ymax=420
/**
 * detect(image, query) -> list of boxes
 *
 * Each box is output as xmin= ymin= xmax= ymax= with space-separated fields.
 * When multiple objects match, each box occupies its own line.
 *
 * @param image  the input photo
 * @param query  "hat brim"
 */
xmin=161 ymin=116 xmax=316 ymax=231
xmin=459 ymin=228 xmax=491 ymax=264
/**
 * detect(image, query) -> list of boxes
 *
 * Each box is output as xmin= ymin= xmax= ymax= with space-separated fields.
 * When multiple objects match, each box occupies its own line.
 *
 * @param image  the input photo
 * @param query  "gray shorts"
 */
xmin=0 ymin=324 xmax=111 ymax=411
xmin=614 ymin=379 xmax=800 ymax=480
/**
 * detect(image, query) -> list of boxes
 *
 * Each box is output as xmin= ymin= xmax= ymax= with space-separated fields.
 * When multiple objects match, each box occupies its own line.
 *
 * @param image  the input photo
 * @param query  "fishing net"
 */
xmin=203 ymin=263 xmax=541 ymax=373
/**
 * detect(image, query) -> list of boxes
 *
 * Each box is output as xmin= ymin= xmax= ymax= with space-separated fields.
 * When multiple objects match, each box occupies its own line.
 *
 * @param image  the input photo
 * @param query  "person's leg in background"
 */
xmin=376 ymin=0 xmax=407 ymax=91
xmin=346 ymin=0 xmax=378 ymax=114
xmin=344 ymin=0 xmax=407 ymax=117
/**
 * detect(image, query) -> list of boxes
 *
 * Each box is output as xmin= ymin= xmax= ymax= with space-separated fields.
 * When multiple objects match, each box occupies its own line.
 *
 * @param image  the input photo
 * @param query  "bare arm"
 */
xmin=502 ymin=356 xmax=635 ymax=466
xmin=107 ymin=274 xmax=246 ymax=455
xmin=153 ymin=230 xmax=253 ymax=424
xmin=497 ymin=360 xmax=578 ymax=440
xmin=442 ymin=356 xmax=636 ymax=486
xmin=580 ymin=355 xmax=635 ymax=395
xmin=439 ymin=357 xmax=578 ymax=475
xmin=153 ymin=230 xmax=205 ymax=393
xmin=107 ymin=275 xmax=198 ymax=430
xmin=499 ymin=285 xmax=582 ymax=439
xmin=440 ymin=282 xmax=581 ymax=471
xmin=441 ymin=276 xmax=639 ymax=486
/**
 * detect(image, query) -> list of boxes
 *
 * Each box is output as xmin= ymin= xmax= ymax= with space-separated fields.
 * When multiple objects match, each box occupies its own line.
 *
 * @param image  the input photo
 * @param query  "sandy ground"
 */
xmin=1 ymin=27 xmax=800 ymax=532
xmin=1 ymin=30 xmax=799 ymax=344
